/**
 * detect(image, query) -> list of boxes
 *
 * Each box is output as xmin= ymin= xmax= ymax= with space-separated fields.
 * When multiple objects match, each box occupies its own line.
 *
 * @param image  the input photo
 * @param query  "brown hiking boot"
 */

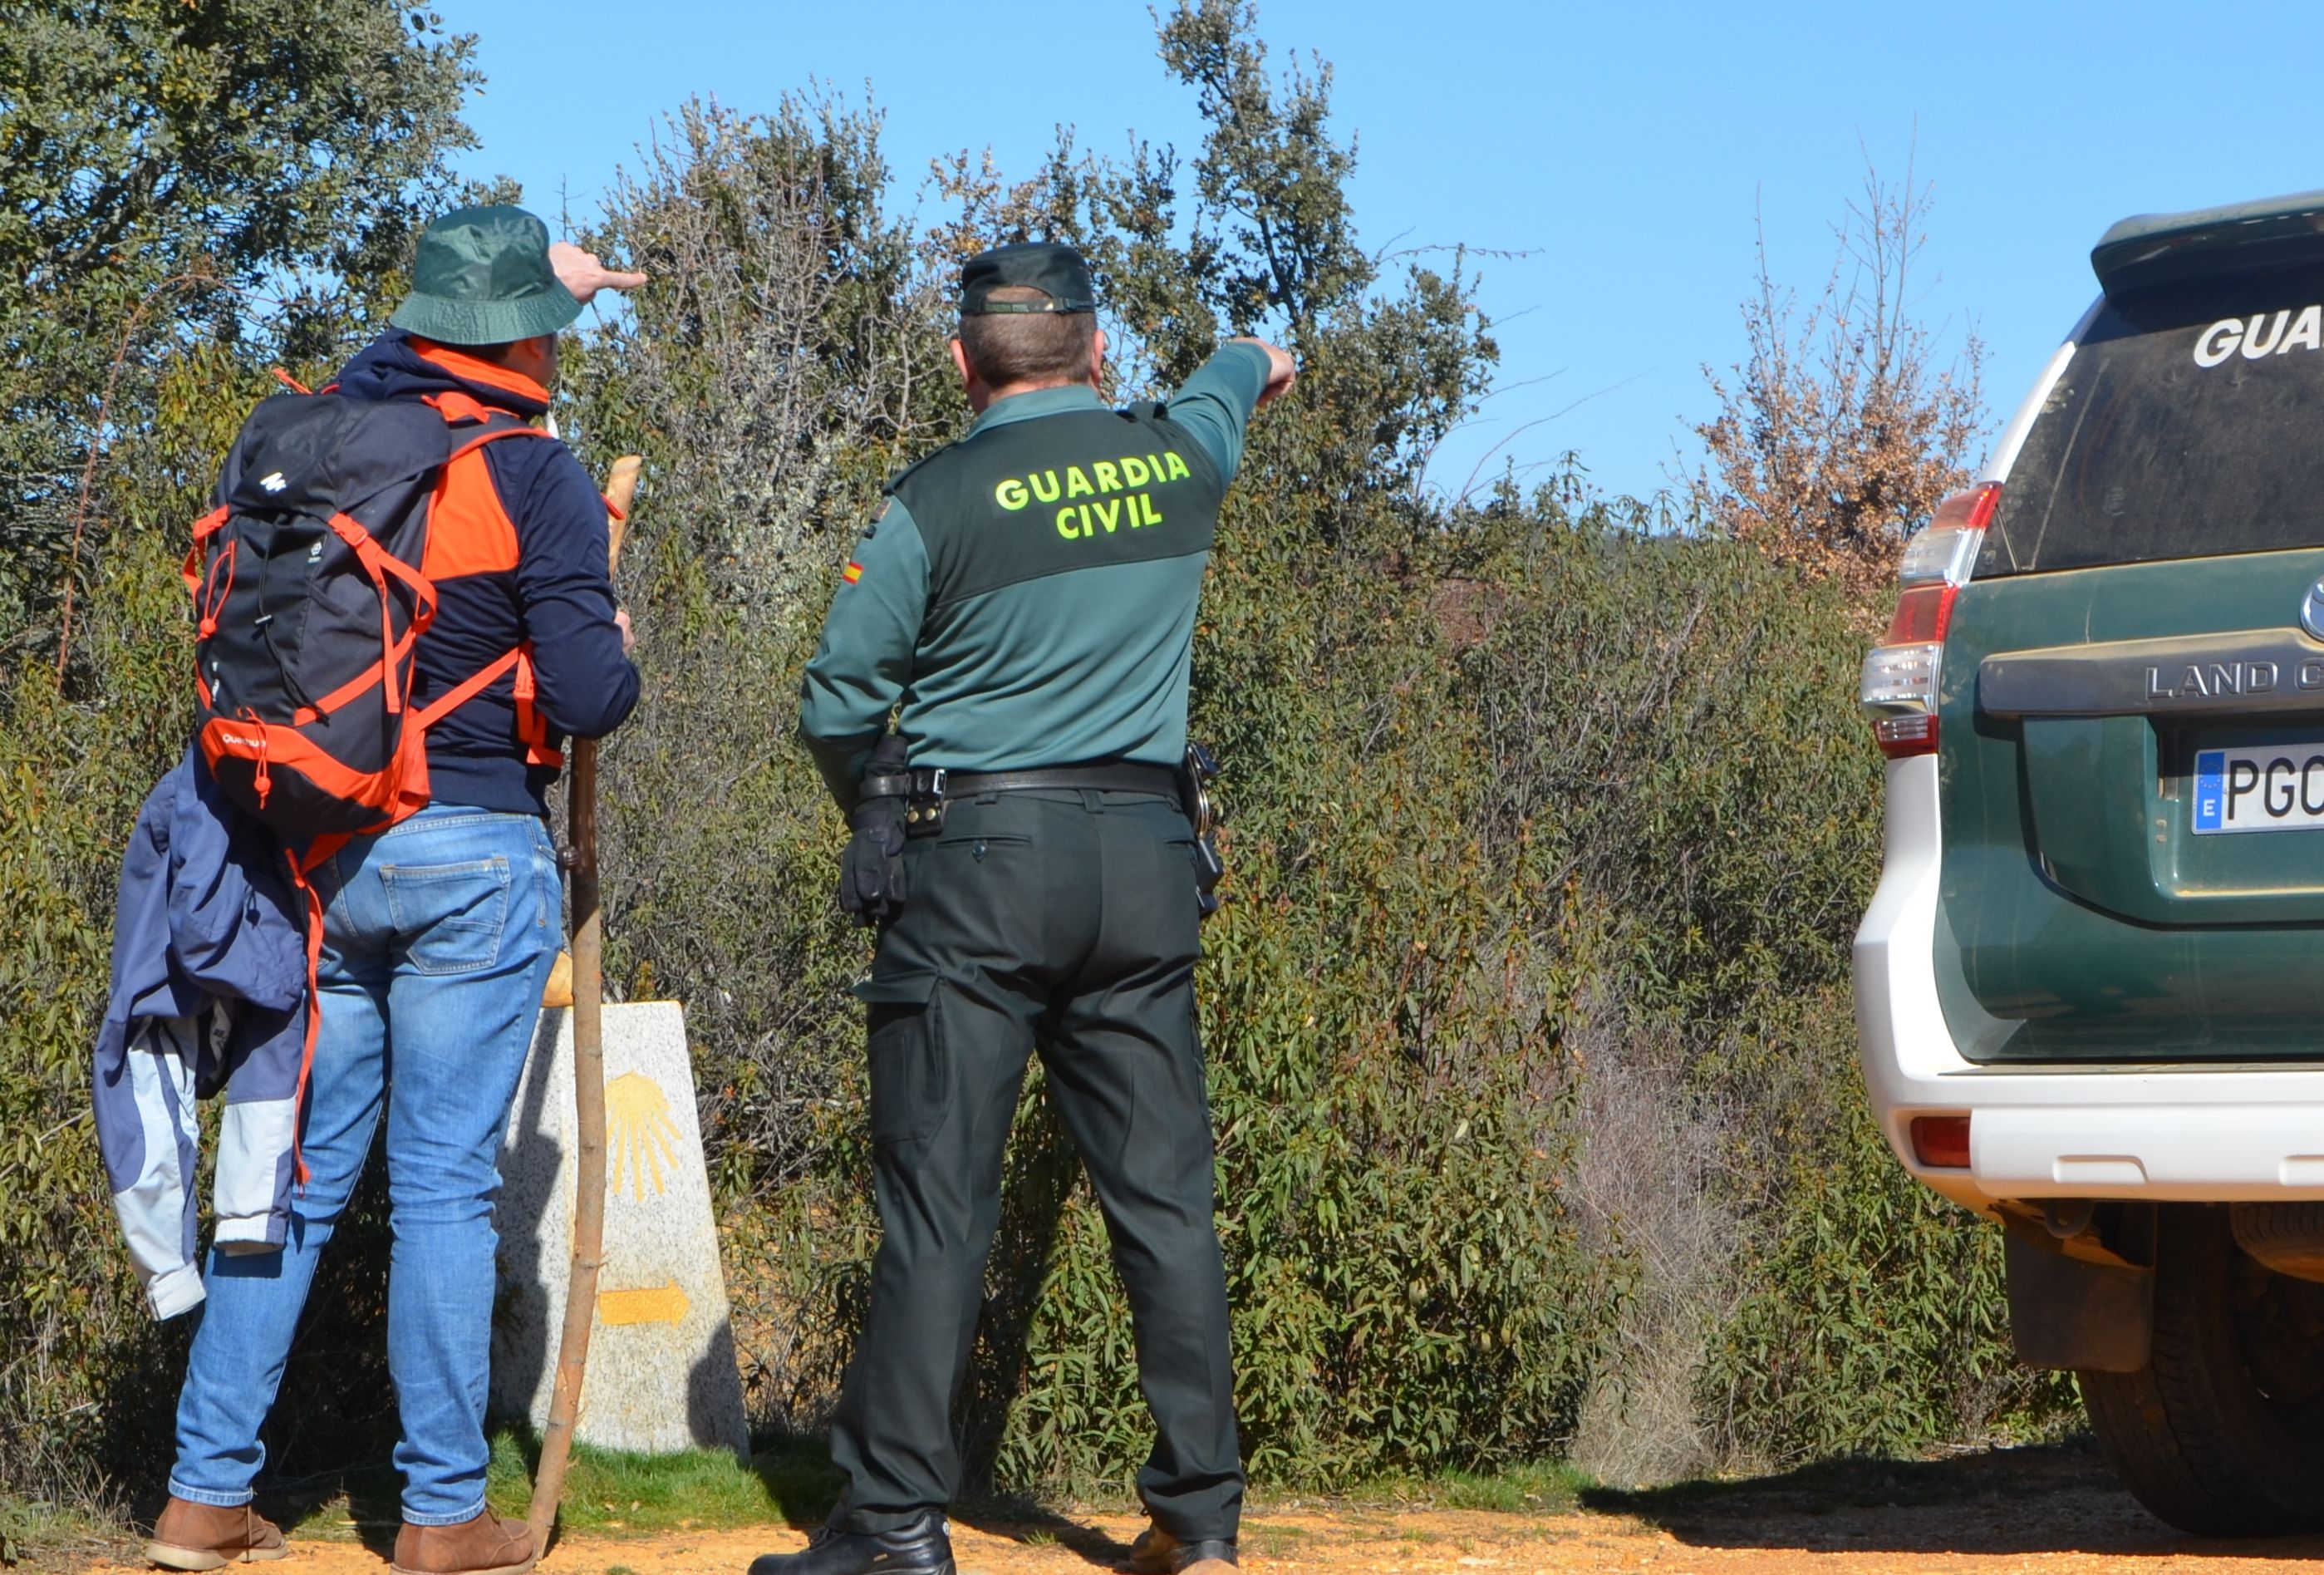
xmin=389 ymin=1509 xmax=537 ymax=1575
xmin=145 ymin=1497 xmax=288 ymax=1570
xmin=1123 ymin=1525 xmax=1238 ymax=1575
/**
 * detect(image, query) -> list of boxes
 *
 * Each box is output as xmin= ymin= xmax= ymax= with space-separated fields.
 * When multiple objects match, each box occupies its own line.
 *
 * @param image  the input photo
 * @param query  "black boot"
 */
xmin=747 ymin=1512 xmax=955 ymax=1575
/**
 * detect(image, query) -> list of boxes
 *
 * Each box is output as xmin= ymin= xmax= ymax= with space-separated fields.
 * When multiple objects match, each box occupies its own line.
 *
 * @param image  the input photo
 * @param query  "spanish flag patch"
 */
xmin=843 ymin=561 xmax=863 ymax=584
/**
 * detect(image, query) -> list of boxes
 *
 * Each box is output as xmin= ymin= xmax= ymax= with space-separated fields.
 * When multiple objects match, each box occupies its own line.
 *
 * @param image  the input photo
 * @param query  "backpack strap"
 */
xmin=391 ymin=408 xmax=566 ymax=763
xmin=280 ymin=831 xmax=350 ymax=1188
xmin=184 ymin=506 xmax=229 ymax=596
xmin=319 ymin=510 xmax=438 ymax=719
xmin=447 ymin=423 xmax=553 ymax=463
xmin=186 ymin=507 xmax=239 ymax=667
xmin=410 ymin=643 xmax=564 ymax=769
xmin=417 ymin=409 xmax=566 ymax=765
xmin=423 ymin=388 xmax=502 ymax=426
xmin=185 ymin=507 xmax=237 ymax=701
xmin=510 ymin=649 xmax=561 ymax=767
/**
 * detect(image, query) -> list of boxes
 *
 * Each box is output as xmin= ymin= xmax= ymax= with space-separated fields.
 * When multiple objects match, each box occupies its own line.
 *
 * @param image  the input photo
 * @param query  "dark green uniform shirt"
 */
xmin=798 ymin=342 xmax=1271 ymax=806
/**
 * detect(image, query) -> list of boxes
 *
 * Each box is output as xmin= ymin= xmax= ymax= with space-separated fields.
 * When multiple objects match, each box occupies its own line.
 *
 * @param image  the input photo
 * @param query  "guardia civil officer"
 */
xmin=756 ymin=244 xmax=1295 ymax=1575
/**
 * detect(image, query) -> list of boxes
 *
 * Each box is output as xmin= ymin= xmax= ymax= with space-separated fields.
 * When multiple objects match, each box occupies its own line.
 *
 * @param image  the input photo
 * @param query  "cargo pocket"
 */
xmin=381 ymin=857 xmax=512 ymax=976
xmin=852 ymin=971 xmax=949 ymax=1145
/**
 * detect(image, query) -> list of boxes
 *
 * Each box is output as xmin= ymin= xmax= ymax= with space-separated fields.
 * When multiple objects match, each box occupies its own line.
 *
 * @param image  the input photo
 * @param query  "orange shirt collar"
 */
xmin=409 ymin=338 xmax=552 ymax=410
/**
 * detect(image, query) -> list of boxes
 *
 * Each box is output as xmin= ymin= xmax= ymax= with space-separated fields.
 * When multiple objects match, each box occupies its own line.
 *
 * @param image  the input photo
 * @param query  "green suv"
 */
xmin=1856 ymin=189 xmax=2324 ymax=1534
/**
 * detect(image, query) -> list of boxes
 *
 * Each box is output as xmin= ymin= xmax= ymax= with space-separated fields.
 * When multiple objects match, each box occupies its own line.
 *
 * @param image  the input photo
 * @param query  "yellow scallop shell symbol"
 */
xmin=605 ymin=1071 xmax=681 ymax=1202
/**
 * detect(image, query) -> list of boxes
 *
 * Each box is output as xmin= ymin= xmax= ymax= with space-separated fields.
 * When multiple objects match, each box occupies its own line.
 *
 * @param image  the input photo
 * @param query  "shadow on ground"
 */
xmin=1586 ymin=1435 xmax=2324 ymax=1560
xmin=248 ymin=1462 xmax=405 ymax=1562
xmin=743 ymin=1433 xmax=837 ymax=1531
xmin=951 ymin=1504 xmax=1135 ymax=1572
xmin=744 ymin=1435 xmax=1133 ymax=1572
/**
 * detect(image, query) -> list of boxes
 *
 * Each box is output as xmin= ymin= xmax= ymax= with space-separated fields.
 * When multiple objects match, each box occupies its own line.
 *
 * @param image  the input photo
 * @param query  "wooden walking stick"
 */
xmin=528 ymin=453 xmax=642 ymax=1553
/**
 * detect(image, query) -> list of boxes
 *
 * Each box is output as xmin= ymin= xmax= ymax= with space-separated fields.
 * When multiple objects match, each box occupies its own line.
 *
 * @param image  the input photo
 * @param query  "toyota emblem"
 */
xmin=2307 ymin=578 xmax=2324 ymax=642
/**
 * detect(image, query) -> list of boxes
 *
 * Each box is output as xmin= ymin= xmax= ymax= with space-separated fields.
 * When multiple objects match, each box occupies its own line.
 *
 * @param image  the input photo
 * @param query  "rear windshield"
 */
xmin=1983 ymin=263 xmax=2324 ymax=576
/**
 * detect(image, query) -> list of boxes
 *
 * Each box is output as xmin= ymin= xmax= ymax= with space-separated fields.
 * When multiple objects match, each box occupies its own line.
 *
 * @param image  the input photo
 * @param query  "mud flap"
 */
xmin=2006 ymin=1229 xmax=2154 ymax=1372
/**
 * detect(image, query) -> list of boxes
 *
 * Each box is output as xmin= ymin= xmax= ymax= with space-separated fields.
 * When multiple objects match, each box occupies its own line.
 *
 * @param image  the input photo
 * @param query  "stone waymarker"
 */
xmin=492 ymin=1002 xmax=749 ymax=1456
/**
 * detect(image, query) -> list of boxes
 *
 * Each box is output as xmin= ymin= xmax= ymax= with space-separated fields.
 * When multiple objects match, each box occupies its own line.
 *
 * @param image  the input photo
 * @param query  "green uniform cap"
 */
xmin=389 ymin=205 xmax=583 ymax=347
xmin=960 ymin=241 xmax=1097 ymax=316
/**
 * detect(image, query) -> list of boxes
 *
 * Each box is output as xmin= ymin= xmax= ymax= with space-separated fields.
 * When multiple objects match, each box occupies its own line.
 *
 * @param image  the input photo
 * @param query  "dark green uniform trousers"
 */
xmin=827 ymin=789 xmax=1243 ymax=1542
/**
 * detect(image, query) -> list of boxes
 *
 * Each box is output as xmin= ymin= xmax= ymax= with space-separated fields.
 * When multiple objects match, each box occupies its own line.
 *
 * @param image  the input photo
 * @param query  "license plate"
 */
xmin=2194 ymin=745 xmax=2324 ymax=833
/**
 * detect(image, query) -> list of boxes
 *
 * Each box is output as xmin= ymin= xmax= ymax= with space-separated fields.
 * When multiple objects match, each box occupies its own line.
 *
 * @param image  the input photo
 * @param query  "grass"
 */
xmin=1241 ymin=1526 xmax=1309 ymax=1558
xmin=0 ymin=1492 xmax=130 ymax=1569
xmin=280 ymin=1429 xmax=839 ymax=1545
xmin=480 ymin=1433 xmax=822 ymax=1535
xmin=1334 ymin=1459 xmax=1590 ymax=1515
xmin=262 ymin=1432 xmax=1594 ymax=1552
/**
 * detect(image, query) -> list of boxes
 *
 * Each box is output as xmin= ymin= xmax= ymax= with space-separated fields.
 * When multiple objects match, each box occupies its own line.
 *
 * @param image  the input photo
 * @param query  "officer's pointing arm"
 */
xmin=1235 ymin=337 xmax=1299 ymax=407
xmin=1161 ymin=337 xmax=1293 ymax=485
xmin=797 ymin=499 xmax=931 ymax=812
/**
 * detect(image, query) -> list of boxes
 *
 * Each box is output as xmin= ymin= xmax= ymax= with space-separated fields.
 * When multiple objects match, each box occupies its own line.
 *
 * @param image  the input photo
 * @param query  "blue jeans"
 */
xmin=170 ymin=804 xmax=563 ymax=1525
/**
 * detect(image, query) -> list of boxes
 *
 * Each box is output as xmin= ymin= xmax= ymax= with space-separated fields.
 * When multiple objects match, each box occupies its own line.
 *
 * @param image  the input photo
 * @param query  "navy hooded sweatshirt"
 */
xmin=331 ymin=332 xmax=640 ymax=817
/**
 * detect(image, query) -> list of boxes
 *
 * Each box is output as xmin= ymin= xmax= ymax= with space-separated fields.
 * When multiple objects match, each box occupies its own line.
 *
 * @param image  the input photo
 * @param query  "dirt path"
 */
xmin=64 ymin=1443 xmax=2324 ymax=1574
xmin=71 ymin=1501 xmax=2324 ymax=1575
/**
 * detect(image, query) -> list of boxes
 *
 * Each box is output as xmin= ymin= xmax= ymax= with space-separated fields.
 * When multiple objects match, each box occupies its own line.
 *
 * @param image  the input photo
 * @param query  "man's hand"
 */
xmin=550 ymin=241 xmax=648 ymax=308
xmin=1231 ymin=336 xmax=1298 ymax=407
xmin=614 ymin=608 xmax=635 ymax=656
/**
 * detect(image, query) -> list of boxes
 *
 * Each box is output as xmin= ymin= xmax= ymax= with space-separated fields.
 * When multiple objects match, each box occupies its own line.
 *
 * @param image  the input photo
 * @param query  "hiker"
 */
xmin=769 ymin=242 xmax=1296 ymax=1575
xmin=142 ymin=207 xmax=643 ymax=1575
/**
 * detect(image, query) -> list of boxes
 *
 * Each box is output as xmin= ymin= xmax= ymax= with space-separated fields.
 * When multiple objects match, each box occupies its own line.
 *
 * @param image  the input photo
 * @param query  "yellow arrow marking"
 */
xmin=597 ymin=1281 xmax=690 ymax=1326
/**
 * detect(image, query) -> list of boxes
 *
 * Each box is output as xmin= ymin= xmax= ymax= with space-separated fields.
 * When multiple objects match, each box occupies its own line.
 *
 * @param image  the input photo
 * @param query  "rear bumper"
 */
xmin=1855 ymin=753 xmax=2324 ymax=1208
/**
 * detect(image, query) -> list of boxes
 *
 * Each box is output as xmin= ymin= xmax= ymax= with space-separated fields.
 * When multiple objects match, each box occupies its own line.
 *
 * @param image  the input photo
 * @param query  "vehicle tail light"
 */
xmin=1860 ymin=483 xmax=2000 ymax=759
xmin=1909 ymin=1114 xmax=1973 ymax=1169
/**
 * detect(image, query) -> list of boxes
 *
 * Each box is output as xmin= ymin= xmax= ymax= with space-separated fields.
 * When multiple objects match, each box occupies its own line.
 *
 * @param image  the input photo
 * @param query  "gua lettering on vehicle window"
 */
xmin=2193 ymin=304 xmax=2324 ymax=367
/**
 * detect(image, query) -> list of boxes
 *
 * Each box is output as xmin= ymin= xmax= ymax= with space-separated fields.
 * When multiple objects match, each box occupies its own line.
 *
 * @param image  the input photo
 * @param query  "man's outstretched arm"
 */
xmin=1162 ymin=337 xmax=1297 ymax=484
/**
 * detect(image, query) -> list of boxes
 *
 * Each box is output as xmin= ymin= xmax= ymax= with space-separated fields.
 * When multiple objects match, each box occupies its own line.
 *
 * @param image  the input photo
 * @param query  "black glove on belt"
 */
xmin=839 ymin=793 xmax=907 ymax=927
xmin=840 ymin=735 xmax=914 ymax=927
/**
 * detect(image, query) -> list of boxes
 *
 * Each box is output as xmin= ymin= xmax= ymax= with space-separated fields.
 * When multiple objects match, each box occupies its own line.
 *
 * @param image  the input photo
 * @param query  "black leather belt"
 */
xmin=936 ymin=761 xmax=1180 ymax=799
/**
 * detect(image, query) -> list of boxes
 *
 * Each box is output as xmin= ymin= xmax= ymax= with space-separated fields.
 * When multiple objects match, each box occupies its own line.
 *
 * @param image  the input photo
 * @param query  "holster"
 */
xmin=1180 ymin=742 xmax=1226 ymax=919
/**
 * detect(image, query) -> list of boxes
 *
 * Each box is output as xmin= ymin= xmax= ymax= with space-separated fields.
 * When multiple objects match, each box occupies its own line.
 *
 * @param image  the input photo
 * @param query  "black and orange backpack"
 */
xmin=186 ymin=381 xmax=558 ymax=846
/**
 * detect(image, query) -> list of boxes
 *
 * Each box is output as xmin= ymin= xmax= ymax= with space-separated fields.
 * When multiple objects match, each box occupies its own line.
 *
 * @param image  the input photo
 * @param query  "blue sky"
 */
xmin=440 ymin=0 xmax=2324 ymax=505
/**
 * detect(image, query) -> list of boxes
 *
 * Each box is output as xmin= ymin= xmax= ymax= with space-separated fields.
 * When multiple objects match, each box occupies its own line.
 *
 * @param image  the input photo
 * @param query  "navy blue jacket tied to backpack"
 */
xmin=93 ymin=751 xmax=308 ymax=1318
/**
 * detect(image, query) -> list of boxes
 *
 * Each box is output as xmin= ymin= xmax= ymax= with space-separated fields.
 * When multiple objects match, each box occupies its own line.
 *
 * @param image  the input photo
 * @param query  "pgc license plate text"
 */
xmin=2194 ymin=745 xmax=2324 ymax=834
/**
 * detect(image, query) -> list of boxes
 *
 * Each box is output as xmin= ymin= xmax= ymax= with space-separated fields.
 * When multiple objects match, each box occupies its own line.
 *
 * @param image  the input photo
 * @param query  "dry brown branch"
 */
xmin=1691 ymin=156 xmax=1987 ymax=609
xmin=584 ymin=97 xmax=953 ymax=621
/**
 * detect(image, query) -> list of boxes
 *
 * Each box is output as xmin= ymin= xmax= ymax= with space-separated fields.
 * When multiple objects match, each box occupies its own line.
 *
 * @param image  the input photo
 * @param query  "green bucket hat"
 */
xmin=390 ymin=205 xmax=583 ymax=346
